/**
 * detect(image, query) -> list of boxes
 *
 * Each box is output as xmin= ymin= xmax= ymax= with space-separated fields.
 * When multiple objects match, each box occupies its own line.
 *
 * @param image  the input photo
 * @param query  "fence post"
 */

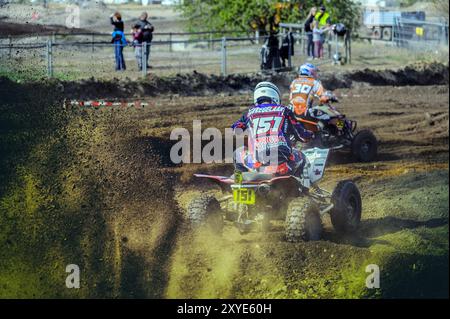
xmin=445 ymin=22 xmax=449 ymax=46
xmin=333 ymin=33 xmax=339 ymax=64
xmin=301 ymin=28 xmax=305 ymax=56
xmin=142 ymin=42 xmax=147 ymax=77
xmin=348 ymin=30 xmax=352 ymax=64
xmin=221 ymin=37 xmax=227 ymax=76
xmin=255 ymin=30 xmax=259 ymax=43
xmin=328 ymin=32 xmax=332 ymax=59
xmin=46 ymin=39 xmax=53 ymax=78
xmin=92 ymin=33 xmax=95 ymax=52
xmin=288 ymin=32 xmax=292 ymax=69
xmin=8 ymin=35 xmax=12 ymax=58
xmin=169 ymin=33 xmax=172 ymax=52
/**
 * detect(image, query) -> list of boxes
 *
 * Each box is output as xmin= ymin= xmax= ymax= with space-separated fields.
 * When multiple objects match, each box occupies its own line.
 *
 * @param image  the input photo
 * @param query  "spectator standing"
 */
xmin=312 ymin=20 xmax=324 ymax=59
xmin=131 ymin=24 xmax=144 ymax=70
xmin=315 ymin=5 xmax=331 ymax=29
xmin=137 ymin=12 xmax=154 ymax=69
xmin=304 ymin=7 xmax=317 ymax=59
xmin=110 ymin=12 xmax=126 ymax=71
xmin=280 ymin=32 xmax=294 ymax=67
xmin=315 ymin=5 xmax=331 ymax=49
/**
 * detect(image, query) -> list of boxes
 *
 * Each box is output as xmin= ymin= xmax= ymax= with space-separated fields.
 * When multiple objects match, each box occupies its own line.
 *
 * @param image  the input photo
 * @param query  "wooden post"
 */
xmin=221 ymin=37 xmax=227 ymax=76
xmin=142 ymin=42 xmax=147 ymax=77
xmin=8 ymin=35 xmax=12 ymax=58
xmin=47 ymin=39 xmax=53 ymax=78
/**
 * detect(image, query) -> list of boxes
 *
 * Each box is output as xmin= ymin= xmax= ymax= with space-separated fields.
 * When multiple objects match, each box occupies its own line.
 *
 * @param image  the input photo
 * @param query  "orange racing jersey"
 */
xmin=289 ymin=76 xmax=325 ymax=117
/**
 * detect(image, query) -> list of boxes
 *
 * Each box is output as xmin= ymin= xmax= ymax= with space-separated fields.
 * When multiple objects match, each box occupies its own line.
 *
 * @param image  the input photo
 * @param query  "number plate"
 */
xmin=233 ymin=188 xmax=256 ymax=205
xmin=336 ymin=120 xmax=344 ymax=129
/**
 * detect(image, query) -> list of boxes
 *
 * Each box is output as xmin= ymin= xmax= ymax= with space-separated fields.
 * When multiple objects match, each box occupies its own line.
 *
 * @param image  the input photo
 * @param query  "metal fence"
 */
xmin=393 ymin=18 xmax=449 ymax=50
xmin=0 ymin=29 xmax=351 ymax=79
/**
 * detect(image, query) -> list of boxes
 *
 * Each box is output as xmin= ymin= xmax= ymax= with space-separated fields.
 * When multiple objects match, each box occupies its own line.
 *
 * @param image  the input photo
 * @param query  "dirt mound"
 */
xmin=346 ymin=62 xmax=449 ymax=86
xmin=0 ymin=20 xmax=97 ymax=37
xmin=27 ymin=62 xmax=448 ymax=99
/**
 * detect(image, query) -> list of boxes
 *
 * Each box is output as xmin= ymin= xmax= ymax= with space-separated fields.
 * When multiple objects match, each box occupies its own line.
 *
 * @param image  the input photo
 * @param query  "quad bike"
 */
xmin=298 ymin=93 xmax=378 ymax=162
xmin=186 ymin=147 xmax=362 ymax=242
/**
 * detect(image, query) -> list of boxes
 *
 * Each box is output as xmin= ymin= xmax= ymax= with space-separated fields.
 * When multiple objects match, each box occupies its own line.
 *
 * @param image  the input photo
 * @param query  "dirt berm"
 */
xmin=1 ymin=62 xmax=448 ymax=100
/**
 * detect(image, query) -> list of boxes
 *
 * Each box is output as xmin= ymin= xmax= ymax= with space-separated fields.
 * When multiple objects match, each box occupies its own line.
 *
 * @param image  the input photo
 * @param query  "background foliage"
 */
xmin=178 ymin=0 xmax=362 ymax=35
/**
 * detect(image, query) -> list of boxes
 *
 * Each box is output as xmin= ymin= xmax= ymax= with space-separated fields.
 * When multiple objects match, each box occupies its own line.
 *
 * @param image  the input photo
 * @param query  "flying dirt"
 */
xmin=0 ymin=64 xmax=448 ymax=298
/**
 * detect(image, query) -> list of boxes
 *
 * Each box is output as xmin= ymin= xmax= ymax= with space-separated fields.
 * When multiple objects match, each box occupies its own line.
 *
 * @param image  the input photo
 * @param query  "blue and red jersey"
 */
xmin=232 ymin=103 xmax=313 ymax=165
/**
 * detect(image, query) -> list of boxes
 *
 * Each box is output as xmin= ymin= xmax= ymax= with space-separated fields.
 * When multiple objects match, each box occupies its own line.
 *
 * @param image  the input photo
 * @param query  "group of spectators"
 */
xmin=304 ymin=5 xmax=331 ymax=59
xmin=110 ymin=11 xmax=154 ymax=71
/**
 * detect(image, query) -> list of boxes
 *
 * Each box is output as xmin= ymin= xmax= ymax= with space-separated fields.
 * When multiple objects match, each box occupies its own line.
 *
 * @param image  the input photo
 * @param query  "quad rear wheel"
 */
xmin=330 ymin=180 xmax=362 ymax=233
xmin=351 ymin=129 xmax=378 ymax=162
xmin=285 ymin=198 xmax=322 ymax=242
xmin=187 ymin=195 xmax=223 ymax=234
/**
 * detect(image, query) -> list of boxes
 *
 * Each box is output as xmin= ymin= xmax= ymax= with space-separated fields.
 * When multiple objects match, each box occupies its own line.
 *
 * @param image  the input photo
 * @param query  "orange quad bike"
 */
xmin=297 ymin=93 xmax=378 ymax=162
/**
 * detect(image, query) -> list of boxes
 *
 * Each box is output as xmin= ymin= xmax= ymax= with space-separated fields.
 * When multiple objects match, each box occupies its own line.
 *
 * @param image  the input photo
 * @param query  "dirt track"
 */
xmin=119 ymin=84 xmax=449 ymax=298
xmin=0 ymin=75 xmax=448 ymax=297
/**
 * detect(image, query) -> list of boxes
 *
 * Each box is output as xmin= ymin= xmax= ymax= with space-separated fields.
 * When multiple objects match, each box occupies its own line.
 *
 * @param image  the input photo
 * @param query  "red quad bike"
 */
xmin=187 ymin=147 xmax=362 ymax=242
xmin=299 ymin=93 xmax=378 ymax=162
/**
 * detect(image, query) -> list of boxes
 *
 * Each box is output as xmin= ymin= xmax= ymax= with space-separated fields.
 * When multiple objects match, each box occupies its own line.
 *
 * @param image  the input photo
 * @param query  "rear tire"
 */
xmin=285 ymin=198 xmax=322 ymax=242
xmin=351 ymin=129 xmax=377 ymax=162
xmin=331 ymin=180 xmax=362 ymax=233
xmin=187 ymin=195 xmax=223 ymax=234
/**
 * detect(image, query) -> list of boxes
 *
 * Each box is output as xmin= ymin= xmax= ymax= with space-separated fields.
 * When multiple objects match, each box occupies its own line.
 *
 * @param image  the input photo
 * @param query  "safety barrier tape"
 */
xmin=64 ymin=99 xmax=149 ymax=108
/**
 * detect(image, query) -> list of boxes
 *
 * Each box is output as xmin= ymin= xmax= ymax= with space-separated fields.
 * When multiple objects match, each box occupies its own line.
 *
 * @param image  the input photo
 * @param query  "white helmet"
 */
xmin=253 ymin=81 xmax=281 ymax=105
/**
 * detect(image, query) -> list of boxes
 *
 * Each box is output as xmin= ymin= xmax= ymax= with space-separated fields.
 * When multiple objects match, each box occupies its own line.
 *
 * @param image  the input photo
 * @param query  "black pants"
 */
xmin=306 ymin=33 xmax=314 ymax=57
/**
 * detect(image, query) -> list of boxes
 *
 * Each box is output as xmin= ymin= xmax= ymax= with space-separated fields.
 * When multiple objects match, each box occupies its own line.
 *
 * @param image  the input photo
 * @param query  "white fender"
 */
xmin=302 ymin=147 xmax=330 ymax=184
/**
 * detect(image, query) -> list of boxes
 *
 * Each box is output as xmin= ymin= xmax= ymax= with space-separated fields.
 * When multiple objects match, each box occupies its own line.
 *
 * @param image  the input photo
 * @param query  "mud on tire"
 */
xmin=351 ymin=129 xmax=378 ymax=162
xmin=285 ymin=198 xmax=322 ymax=242
xmin=331 ymin=180 xmax=362 ymax=233
xmin=187 ymin=195 xmax=223 ymax=234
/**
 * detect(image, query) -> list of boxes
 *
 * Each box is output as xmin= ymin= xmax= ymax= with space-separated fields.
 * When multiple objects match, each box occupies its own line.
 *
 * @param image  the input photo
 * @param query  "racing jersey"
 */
xmin=289 ymin=76 xmax=325 ymax=117
xmin=232 ymin=103 xmax=312 ymax=165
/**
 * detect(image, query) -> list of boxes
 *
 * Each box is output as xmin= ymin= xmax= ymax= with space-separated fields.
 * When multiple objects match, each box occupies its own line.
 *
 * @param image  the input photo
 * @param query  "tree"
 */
xmin=178 ymin=0 xmax=361 ymax=35
xmin=432 ymin=0 xmax=449 ymax=22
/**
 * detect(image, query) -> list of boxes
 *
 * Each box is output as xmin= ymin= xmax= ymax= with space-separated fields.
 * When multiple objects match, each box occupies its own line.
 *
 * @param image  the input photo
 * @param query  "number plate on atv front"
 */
xmin=233 ymin=188 xmax=256 ymax=205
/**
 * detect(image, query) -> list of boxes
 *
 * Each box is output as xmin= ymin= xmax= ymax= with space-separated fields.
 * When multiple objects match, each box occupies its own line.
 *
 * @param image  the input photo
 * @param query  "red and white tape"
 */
xmin=64 ymin=99 xmax=149 ymax=108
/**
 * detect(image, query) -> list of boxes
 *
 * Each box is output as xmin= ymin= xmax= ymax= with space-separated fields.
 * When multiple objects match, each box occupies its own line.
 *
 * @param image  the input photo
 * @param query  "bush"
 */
xmin=178 ymin=0 xmax=361 ymax=35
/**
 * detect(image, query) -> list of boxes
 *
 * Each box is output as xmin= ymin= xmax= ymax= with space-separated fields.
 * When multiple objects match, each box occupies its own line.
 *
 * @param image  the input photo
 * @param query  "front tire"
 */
xmin=351 ymin=129 xmax=377 ymax=162
xmin=285 ymin=198 xmax=322 ymax=242
xmin=330 ymin=180 xmax=362 ymax=233
xmin=187 ymin=195 xmax=223 ymax=234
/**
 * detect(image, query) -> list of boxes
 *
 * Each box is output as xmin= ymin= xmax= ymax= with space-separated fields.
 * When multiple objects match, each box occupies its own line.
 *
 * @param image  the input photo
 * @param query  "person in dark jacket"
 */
xmin=304 ymin=7 xmax=317 ymax=59
xmin=137 ymin=12 xmax=154 ymax=69
xmin=280 ymin=32 xmax=294 ymax=67
xmin=110 ymin=11 xmax=124 ymax=32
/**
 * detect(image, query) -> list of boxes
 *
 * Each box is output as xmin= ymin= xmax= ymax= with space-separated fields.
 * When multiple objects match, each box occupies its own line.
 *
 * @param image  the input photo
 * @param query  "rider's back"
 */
xmin=289 ymin=76 xmax=324 ymax=117
xmin=234 ymin=104 xmax=298 ymax=165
